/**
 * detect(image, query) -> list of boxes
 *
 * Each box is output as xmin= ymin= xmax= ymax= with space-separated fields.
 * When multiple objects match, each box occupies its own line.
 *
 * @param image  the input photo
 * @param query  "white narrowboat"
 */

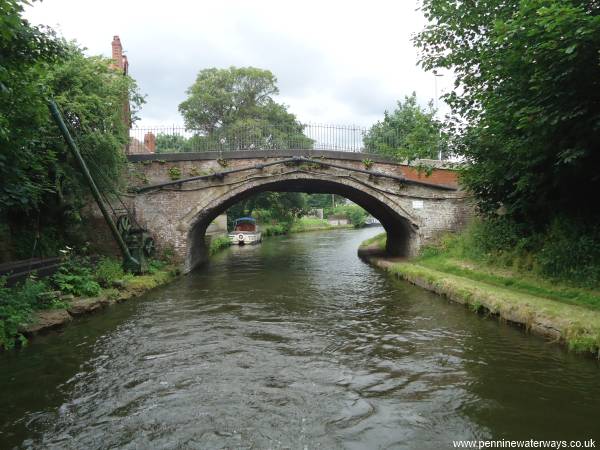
xmin=229 ymin=217 xmax=262 ymax=245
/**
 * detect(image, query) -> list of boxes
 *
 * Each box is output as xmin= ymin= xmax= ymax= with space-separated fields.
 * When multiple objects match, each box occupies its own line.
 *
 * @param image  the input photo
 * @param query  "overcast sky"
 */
xmin=25 ymin=0 xmax=452 ymax=128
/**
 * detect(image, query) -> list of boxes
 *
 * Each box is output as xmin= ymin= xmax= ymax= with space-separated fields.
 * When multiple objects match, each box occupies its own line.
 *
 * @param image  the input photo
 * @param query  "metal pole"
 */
xmin=48 ymin=100 xmax=140 ymax=271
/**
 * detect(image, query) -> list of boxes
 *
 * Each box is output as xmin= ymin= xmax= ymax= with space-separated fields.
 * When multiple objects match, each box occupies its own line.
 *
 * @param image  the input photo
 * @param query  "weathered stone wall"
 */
xmin=124 ymin=151 xmax=472 ymax=272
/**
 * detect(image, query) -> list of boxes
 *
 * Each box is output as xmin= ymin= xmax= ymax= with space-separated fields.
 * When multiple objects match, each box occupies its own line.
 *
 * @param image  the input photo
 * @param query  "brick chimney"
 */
xmin=111 ymin=35 xmax=124 ymax=72
xmin=144 ymin=132 xmax=156 ymax=153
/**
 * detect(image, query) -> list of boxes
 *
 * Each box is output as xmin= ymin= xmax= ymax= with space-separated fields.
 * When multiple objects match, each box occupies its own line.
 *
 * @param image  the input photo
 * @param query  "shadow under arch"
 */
xmin=186 ymin=177 xmax=420 ymax=271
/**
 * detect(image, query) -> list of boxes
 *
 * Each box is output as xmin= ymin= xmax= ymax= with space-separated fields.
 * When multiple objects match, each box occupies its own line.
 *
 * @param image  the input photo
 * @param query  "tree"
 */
xmin=363 ymin=92 xmax=446 ymax=161
xmin=306 ymin=194 xmax=346 ymax=210
xmin=414 ymin=0 xmax=600 ymax=224
xmin=0 ymin=2 xmax=144 ymax=261
xmin=155 ymin=134 xmax=191 ymax=153
xmin=227 ymin=192 xmax=308 ymax=228
xmin=178 ymin=66 xmax=312 ymax=150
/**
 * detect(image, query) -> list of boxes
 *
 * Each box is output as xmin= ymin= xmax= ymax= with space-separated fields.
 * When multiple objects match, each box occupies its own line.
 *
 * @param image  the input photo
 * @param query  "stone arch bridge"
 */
xmin=124 ymin=150 xmax=472 ymax=272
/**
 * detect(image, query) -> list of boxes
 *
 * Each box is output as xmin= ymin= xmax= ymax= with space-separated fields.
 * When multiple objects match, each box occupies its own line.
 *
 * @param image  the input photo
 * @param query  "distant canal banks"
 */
xmin=359 ymin=233 xmax=600 ymax=356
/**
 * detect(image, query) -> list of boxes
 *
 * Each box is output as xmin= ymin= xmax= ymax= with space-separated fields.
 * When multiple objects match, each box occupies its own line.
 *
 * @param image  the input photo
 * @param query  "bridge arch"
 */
xmin=126 ymin=151 xmax=469 ymax=273
xmin=183 ymin=173 xmax=420 ymax=271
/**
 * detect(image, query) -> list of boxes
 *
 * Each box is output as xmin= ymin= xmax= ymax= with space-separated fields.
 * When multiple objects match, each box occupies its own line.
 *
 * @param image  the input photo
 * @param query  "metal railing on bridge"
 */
xmin=129 ymin=123 xmax=444 ymax=159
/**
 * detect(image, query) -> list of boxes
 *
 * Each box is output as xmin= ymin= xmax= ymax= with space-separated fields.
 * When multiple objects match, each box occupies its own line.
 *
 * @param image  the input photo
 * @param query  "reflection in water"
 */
xmin=1 ymin=228 xmax=599 ymax=449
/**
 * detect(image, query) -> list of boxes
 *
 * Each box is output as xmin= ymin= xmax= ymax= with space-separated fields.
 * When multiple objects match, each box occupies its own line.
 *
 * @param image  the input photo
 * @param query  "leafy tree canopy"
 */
xmin=227 ymin=192 xmax=308 ymax=228
xmin=178 ymin=66 xmax=312 ymax=150
xmin=414 ymin=0 xmax=600 ymax=224
xmin=0 ymin=0 xmax=144 ymax=260
xmin=363 ymin=92 xmax=446 ymax=162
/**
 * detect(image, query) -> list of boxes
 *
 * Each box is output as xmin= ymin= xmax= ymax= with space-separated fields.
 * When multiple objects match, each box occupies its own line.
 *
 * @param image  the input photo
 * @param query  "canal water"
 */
xmin=1 ymin=228 xmax=600 ymax=449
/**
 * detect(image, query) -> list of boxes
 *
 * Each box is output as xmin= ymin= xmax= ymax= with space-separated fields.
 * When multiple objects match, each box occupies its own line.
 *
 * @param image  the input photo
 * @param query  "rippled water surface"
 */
xmin=1 ymin=228 xmax=600 ymax=449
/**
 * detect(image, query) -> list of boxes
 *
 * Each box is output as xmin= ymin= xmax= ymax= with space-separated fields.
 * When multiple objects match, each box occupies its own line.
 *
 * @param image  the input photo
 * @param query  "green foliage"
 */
xmin=168 ymin=166 xmax=182 ymax=181
xmin=155 ymin=134 xmax=191 ymax=153
xmin=262 ymin=223 xmax=289 ymax=237
xmin=227 ymin=192 xmax=308 ymax=229
xmin=95 ymin=257 xmax=124 ymax=287
xmin=289 ymin=217 xmax=332 ymax=233
xmin=209 ymin=235 xmax=231 ymax=255
xmin=423 ymin=217 xmax=600 ymax=289
xmin=363 ymin=92 xmax=446 ymax=162
xmin=362 ymin=159 xmax=374 ymax=170
xmin=0 ymin=2 xmax=145 ymax=262
xmin=52 ymin=251 xmax=100 ymax=297
xmin=178 ymin=66 xmax=313 ymax=151
xmin=147 ymin=259 xmax=166 ymax=274
xmin=2 ymin=44 xmax=142 ymax=213
xmin=306 ymin=193 xmax=345 ymax=210
xmin=360 ymin=232 xmax=387 ymax=250
xmin=0 ymin=276 xmax=48 ymax=350
xmin=414 ymin=0 xmax=600 ymax=224
xmin=160 ymin=246 xmax=177 ymax=265
xmin=536 ymin=219 xmax=600 ymax=283
xmin=331 ymin=205 xmax=368 ymax=228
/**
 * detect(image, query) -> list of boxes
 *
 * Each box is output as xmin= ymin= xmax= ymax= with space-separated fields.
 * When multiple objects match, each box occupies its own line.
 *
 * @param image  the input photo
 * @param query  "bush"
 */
xmin=262 ymin=223 xmax=289 ymax=236
xmin=536 ymin=219 xmax=600 ymax=287
xmin=147 ymin=259 xmax=166 ymax=274
xmin=329 ymin=205 xmax=367 ymax=228
xmin=52 ymin=251 xmax=101 ymax=297
xmin=209 ymin=235 xmax=231 ymax=255
xmin=424 ymin=216 xmax=600 ymax=289
xmin=95 ymin=257 xmax=124 ymax=287
xmin=0 ymin=276 xmax=48 ymax=350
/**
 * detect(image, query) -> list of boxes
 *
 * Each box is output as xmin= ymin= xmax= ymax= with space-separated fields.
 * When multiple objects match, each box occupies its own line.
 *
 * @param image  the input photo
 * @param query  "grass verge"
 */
xmin=359 ymin=233 xmax=600 ymax=356
xmin=1 ymin=262 xmax=180 ymax=350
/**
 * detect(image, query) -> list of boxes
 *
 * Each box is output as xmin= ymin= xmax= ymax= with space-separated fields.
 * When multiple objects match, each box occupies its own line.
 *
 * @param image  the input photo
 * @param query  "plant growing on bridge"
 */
xmin=216 ymin=158 xmax=229 ymax=168
xmin=362 ymin=159 xmax=374 ymax=170
xmin=168 ymin=166 xmax=182 ymax=181
xmin=134 ymin=172 xmax=149 ymax=185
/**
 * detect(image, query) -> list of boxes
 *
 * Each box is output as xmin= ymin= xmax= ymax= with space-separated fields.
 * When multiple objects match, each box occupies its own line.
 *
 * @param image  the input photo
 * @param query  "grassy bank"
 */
xmin=359 ymin=232 xmax=387 ymax=251
xmin=208 ymin=235 xmax=231 ymax=255
xmin=290 ymin=217 xmax=354 ymax=233
xmin=360 ymin=232 xmax=600 ymax=355
xmin=1 ymin=256 xmax=180 ymax=350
